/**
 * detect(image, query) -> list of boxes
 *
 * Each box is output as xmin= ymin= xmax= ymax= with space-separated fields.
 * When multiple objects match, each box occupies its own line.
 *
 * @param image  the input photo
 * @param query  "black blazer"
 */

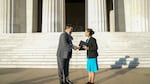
xmin=87 ymin=37 xmax=98 ymax=58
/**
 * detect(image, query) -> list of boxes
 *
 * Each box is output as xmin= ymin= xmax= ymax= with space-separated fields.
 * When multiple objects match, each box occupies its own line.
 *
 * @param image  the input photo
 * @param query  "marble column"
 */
xmin=26 ymin=0 xmax=38 ymax=33
xmin=110 ymin=10 xmax=115 ymax=32
xmin=12 ymin=0 xmax=26 ymax=33
xmin=26 ymin=0 xmax=33 ymax=33
xmin=124 ymin=0 xmax=150 ymax=32
xmin=0 ymin=0 xmax=11 ymax=33
xmin=86 ymin=0 xmax=108 ymax=32
xmin=42 ymin=0 xmax=65 ymax=32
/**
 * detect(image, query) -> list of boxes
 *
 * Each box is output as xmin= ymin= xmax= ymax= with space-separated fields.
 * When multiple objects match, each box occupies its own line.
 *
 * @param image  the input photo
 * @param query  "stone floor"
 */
xmin=0 ymin=68 xmax=150 ymax=84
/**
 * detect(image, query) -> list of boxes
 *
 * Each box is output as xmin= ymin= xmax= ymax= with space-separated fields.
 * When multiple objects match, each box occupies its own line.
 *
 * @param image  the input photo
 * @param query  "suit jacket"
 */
xmin=57 ymin=32 xmax=73 ymax=59
xmin=87 ymin=37 xmax=98 ymax=58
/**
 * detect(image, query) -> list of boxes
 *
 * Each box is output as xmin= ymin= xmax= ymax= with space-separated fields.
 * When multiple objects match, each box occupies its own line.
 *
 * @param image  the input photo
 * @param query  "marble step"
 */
xmin=0 ymin=33 xmax=150 ymax=68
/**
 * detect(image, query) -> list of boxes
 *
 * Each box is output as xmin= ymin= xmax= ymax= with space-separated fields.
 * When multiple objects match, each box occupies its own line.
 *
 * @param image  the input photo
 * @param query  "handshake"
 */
xmin=73 ymin=45 xmax=89 ymax=50
xmin=73 ymin=46 xmax=80 ymax=50
xmin=73 ymin=41 xmax=89 ymax=50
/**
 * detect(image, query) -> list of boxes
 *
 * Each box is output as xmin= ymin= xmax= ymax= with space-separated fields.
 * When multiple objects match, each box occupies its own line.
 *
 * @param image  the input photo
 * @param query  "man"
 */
xmin=57 ymin=24 xmax=78 ymax=84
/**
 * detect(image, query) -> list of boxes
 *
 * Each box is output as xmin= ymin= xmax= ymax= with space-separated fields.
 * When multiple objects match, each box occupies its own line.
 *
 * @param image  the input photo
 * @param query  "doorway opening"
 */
xmin=65 ymin=0 xmax=85 ymax=32
xmin=32 ymin=0 xmax=42 ymax=33
xmin=37 ymin=0 xmax=42 ymax=32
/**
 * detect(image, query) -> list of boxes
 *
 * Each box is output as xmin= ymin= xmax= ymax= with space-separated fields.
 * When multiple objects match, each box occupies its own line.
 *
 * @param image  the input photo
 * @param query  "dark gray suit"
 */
xmin=57 ymin=32 xmax=73 ymax=84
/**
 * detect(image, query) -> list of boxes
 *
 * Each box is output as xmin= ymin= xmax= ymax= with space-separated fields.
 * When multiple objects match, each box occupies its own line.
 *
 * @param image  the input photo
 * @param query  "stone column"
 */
xmin=114 ymin=0 xmax=126 ymax=32
xmin=86 ymin=0 xmax=107 ymax=32
xmin=26 ymin=0 xmax=33 ymax=33
xmin=42 ymin=0 xmax=65 ymax=32
xmin=110 ymin=10 xmax=115 ymax=32
xmin=13 ymin=0 xmax=26 ymax=33
xmin=26 ymin=0 xmax=38 ymax=33
xmin=0 ymin=0 xmax=11 ymax=33
xmin=124 ymin=0 xmax=150 ymax=32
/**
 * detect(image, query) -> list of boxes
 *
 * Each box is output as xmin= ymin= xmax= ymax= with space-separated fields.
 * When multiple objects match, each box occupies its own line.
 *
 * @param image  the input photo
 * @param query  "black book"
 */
xmin=79 ymin=40 xmax=88 ymax=50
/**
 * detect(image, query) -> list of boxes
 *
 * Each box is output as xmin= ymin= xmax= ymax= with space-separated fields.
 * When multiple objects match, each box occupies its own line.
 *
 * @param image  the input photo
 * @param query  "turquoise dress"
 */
xmin=86 ymin=38 xmax=99 ymax=72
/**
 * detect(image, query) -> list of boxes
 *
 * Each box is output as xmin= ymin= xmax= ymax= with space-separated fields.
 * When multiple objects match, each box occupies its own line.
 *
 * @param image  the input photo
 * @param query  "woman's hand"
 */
xmin=73 ymin=46 xmax=81 ymax=50
xmin=83 ymin=45 xmax=89 ymax=50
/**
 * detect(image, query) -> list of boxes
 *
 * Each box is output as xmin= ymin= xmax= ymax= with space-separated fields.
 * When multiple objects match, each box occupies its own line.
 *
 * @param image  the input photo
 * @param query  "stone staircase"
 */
xmin=0 ymin=33 xmax=150 ymax=68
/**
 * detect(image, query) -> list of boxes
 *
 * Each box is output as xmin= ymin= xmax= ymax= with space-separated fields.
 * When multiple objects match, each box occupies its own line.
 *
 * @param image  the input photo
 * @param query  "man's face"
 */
xmin=68 ymin=27 xmax=73 ymax=34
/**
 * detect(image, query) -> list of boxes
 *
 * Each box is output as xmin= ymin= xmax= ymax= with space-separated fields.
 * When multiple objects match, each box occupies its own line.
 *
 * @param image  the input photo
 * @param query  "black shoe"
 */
xmin=60 ymin=81 xmax=64 ymax=84
xmin=86 ymin=82 xmax=91 ymax=84
xmin=64 ymin=82 xmax=69 ymax=84
xmin=64 ymin=82 xmax=70 ymax=84
xmin=65 ymin=80 xmax=73 ymax=84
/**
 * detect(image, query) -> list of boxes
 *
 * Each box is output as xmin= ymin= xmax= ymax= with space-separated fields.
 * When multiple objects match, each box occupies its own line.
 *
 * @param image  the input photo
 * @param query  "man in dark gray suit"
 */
xmin=57 ymin=24 xmax=78 ymax=84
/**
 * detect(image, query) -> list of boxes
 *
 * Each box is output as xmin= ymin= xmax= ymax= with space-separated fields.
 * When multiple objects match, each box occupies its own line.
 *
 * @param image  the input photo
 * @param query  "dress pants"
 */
xmin=57 ymin=57 xmax=70 ymax=84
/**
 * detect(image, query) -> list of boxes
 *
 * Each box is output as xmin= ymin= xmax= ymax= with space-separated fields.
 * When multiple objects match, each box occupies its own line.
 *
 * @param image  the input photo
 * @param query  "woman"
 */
xmin=83 ymin=28 xmax=99 ymax=84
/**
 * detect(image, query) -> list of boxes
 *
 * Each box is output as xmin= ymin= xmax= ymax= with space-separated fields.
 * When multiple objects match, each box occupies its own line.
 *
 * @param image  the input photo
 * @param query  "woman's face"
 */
xmin=85 ymin=30 xmax=90 ymax=37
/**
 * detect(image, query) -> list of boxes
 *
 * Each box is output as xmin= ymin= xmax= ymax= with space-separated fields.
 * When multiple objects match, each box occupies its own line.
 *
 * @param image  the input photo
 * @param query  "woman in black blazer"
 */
xmin=83 ymin=28 xmax=99 ymax=84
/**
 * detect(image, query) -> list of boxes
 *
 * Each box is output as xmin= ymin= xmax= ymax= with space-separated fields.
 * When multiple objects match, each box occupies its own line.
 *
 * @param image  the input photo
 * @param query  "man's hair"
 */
xmin=65 ymin=24 xmax=73 ymax=30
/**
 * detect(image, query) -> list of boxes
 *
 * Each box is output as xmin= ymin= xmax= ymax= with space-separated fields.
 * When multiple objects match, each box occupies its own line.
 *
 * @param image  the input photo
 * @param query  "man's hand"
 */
xmin=73 ymin=46 xmax=80 ymax=50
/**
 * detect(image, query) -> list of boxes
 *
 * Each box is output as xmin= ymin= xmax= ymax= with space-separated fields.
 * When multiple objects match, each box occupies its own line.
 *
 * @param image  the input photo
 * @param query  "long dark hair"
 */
xmin=86 ymin=28 xmax=95 ymax=36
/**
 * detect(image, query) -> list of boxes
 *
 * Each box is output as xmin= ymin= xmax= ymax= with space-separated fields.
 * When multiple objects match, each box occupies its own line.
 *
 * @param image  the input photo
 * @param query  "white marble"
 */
xmin=0 ymin=0 xmax=11 ymax=33
xmin=86 ymin=0 xmax=107 ymax=32
xmin=26 ymin=0 xmax=34 ymax=33
xmin=0 ymin=33 xmax=150 ymax=68
xmin=110 ymin=10 xmax=115 ymax=32
xmin=42 ymin=0 xmax=65 ymax=32
xmin=124 ymin=0 xmax=150 ymax=32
